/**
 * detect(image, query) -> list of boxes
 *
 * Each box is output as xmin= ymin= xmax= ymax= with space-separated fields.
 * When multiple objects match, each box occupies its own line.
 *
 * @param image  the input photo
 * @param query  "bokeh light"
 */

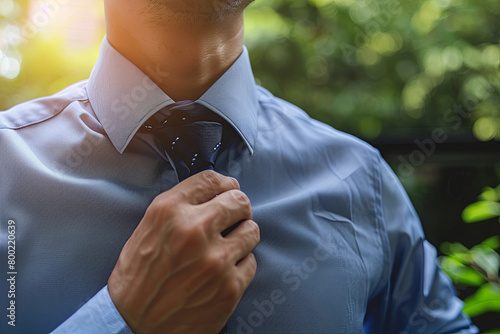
xmin=473 ymin=117 xmax=498 ymax=142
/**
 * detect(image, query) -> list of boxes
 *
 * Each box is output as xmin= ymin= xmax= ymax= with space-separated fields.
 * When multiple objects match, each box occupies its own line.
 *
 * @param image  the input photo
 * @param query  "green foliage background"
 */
xmin=440 ymin=185 xmax=500 ymax=332
xmin=245 ymin=0 xmax=500 ymax=142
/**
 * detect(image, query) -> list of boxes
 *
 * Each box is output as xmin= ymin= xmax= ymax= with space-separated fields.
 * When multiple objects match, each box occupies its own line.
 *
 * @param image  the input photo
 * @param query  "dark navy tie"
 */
xmin=142 ymin=103 xmax=224 ymax=182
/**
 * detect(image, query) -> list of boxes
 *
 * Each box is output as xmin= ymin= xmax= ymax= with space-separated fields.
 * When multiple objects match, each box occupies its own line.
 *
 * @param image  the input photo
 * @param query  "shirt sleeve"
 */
xmin=51 ymin=285 xmax=134 ymax=334
xmin=365 ymin=156 xmax=479 ymax=333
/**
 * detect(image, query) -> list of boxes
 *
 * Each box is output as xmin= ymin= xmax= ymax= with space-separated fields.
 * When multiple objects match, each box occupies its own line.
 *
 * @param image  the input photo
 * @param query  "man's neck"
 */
xmin=104 ymin=2 xmax=245 ymax=102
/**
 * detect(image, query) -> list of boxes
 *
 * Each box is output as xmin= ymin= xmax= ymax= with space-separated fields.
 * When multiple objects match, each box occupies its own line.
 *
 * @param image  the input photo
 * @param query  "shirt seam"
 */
xmin=373 ymin=151 xmax=391 ymax=295
xmin=0 ymin=97 xmax=89 ymax=131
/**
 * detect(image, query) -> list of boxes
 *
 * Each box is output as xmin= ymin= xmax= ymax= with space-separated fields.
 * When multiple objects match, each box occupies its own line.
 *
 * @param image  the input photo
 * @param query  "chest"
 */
xmin=227 ymin=190 xmax=370 ymax=333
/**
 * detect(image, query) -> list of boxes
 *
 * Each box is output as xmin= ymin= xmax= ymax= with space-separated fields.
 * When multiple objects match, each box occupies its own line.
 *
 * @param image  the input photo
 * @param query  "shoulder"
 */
xmin=255 ymin=86 xmax=382 ymax=180
xmin=0 ymin=80 xmax=89 ymax=130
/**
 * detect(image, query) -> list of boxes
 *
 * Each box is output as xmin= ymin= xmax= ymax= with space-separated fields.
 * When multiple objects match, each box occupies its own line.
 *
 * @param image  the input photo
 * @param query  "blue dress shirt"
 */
xmin=0 ymin=38 xmax=478 ymax=333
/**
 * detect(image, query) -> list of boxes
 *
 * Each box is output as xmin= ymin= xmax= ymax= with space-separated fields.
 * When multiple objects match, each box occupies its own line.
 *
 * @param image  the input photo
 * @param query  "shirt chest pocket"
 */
xmin=230 ymin=217 xmax=368 ymax=334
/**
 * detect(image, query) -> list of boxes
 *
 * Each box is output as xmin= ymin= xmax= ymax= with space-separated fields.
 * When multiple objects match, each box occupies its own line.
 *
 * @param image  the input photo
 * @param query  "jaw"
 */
xmin=144 ymin=0 xmax=253 ymax=20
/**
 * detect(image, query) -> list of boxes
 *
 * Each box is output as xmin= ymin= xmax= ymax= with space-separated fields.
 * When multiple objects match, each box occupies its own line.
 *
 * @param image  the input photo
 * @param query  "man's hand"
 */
xmin=108 ymin=171 xmax=260 ymax=334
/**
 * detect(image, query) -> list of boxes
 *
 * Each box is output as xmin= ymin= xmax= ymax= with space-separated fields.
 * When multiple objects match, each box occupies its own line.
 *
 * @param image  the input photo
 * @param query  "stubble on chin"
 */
xmin=143 ymin=0 xmax=251 ymax=23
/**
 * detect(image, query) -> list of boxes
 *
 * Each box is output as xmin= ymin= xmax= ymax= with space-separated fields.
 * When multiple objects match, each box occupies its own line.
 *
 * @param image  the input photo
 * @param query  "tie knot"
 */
xmin=166 ymin=120 xmax=223 ymax=174
xmin=141 ymin=103 xmax=226 ymax=181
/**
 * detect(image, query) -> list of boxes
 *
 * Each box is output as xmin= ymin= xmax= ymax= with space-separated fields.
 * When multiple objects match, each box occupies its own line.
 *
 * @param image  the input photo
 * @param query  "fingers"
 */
xmin=235 ymin=252 xmax=258 ymax=287
xmin=176 ymin=170 xmax=241 ymax=205
xmin=223 ymin=220 xmax=260 ymax=263
xmin=196 ymin=189 xmax=252 ymax=234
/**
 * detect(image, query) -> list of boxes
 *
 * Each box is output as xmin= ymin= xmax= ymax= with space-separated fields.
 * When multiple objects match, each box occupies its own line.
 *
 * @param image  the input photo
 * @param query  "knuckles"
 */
xmin=236 ymin=222 xmax=260 ymax=254
xmin=220 ymin=277 xmax=243 ymax=303
xmin=200 ymin=170 xmax=224 ymax=190
xmin=231 ymin=190 xmax=251 ymax=207
xmin=246 ymin=220 xmax=261 ymax=243
xmin=147 ymin=195 xmax=178 ymax=219
xmin=199 ymin=170 xmax=240 ymax=192
xmin=247 ymin=253 xmax=258 ymax=275
xmin=219 ymin=190 xmax=252 ymax=216
xmin=203 ymin=250 xmax=229 ymax=276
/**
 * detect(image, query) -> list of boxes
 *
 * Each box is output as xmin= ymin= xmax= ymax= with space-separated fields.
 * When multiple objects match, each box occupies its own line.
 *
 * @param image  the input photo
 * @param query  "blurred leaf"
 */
xmin=480 ymin=235 xmax=500 ymax=250
xmin=483 ymin=330 xmax=500 ymax=334
xmin=440 ymin=241 xmax=469 ymax=256
xmin=440 ymin=257 xmax=485 ymax=286
xmin=462 ymin=201 xmax=500 ymax=223
xmin=463 ymin=283 xmax=500 ymax=318
xmin=479 ymin=186 xmax=500 ymax=202
xmin=451 ymin=252 xmax=473 ymax=264
xmin=470 ymin=246 xmax=500 ymax=278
